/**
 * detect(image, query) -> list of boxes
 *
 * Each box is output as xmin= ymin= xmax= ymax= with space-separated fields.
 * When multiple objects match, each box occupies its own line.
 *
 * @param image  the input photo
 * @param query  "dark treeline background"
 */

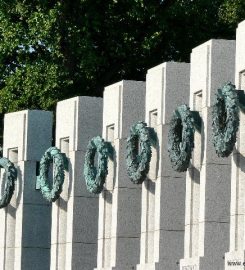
xmin=0 ymin=0 xmax=244 ymax=142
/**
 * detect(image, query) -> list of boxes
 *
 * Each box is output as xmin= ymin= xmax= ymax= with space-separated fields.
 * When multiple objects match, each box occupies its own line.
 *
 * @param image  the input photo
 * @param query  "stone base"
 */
xmin=136 ymin=262 xmax=158 ymax=270
xmin=180 ymin=255 xmax=226 ymax=270
xmin=137 ymin=261 xmax=180 ymax=270
xmin=94 ymin=267 xmax=123 ymax=270
xmin=225 ymin=250 xmax=245 ymax=270
xmin=180 ymin=257 xmax=200 ymax=270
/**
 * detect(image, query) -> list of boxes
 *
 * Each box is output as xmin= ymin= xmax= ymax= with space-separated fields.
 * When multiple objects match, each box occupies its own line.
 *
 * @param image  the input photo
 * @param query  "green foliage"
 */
xmin=0 ymin=0 xmax=243 ymax=121
xmin=219 ymin=0 xmax=245 ymax=27
xmin=212 ymin=82 xmax=239 ymax=157
xmin=0 ymin=1 xmax=72 ymax=113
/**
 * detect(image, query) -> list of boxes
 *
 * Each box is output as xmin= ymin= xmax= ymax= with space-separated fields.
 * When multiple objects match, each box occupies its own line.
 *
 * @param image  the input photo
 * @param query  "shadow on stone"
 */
xmin=67 ymin=157 xmax=73 ymax=199
xmin=57 ymin=196 xmax=67 ymax=212
xmin=188 ymin=165 xmax=200 ymax=184
xmin=16 ymin=165 xmax=22 ymax=207
xmin=144 ymin=177 xmax=155 ymax=194
xmin=233 ymin=150 xmax=245 ymax=173
xmin=200 ymin=118 xmax=205 ymax=166
xmin=1 ymin=170 xmax=6 ymax=196
xmin=112 ymin=146 xmax=117 ymax=190
xmin=102 ymin=189 xmax=112 ymax=204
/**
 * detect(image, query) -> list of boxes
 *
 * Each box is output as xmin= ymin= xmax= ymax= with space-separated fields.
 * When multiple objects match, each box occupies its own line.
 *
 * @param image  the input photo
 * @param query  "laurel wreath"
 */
xmin=84 ymin=136 xmax=112 ymax=194
xmin=168 ymin=104 xmax=195 ymax=172
xmin=0 ymin=157 xmax=17 ymax=208
xmin=39 ymin=147 xmax=67 ymax=202
xmin=126 ymin=121 xmax=154 ymax=184
xmin=212 ymin=82 xmax=239 ymax=157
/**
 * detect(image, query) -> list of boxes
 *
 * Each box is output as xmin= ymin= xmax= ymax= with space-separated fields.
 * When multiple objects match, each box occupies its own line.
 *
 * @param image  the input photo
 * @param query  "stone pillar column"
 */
xmin=225 ymin=20 xmax=245 ymax=269
xmin=136 ymin=62 xmax=190 ymax=270
xmin=180 ymin=39 xmax=235 ymax=270
xmin=0 ymin=110 xmax=53 ymax=270
xmin=95 ymin=80 xmax=145 ymax=270
xmin=50 ymin=97 xmax=102 ymax=270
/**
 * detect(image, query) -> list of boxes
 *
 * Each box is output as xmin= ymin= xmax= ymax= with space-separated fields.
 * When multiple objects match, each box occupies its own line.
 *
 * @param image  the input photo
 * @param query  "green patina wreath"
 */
xmin=212 ymin=82 xmax=239 ymax=157
xmin=126 ymin=121 xmax=153 ymax=184
xmin=0 ymin=157 xmax=17 ymax=208
xmin=168 ymin=104 xmax=195 ymax=172
xmin=39 ymin=147 xmax=67 ymax=202
xmin=84 ymin=136 xmax=112 ymax=194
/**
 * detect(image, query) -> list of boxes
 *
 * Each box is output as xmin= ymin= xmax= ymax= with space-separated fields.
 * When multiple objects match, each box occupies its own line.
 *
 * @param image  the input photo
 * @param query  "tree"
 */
xmin=218 ymin=0 xmax=245 ymax=31
xmin=0 ymin=0 xmax=244 ymax=117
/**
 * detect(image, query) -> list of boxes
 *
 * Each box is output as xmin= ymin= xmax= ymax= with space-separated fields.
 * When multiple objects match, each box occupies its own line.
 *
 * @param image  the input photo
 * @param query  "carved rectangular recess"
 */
xmin=149 ymin=109 xmax=158 ymax=128
xmin=6 ymin=148 xmax=18 ymax=199
xmin=60 ymin=137 xmax=69 ymax=195
xmin=8 ymin=148 xmax=18 ymax=164
xmin=60 ymin=137 xmax=69 ymax=157
xmin=194 ymin=90 xmax=202 ymax=113
xmin=148 ymin=109 xmax=158 ymax=180
xmin=105 ymin=124 xmax=114 ymax=190
xmin=35 ymin=161 xmax=40 ymax=190
xmin=106 ymin=124 xmax=115 ymax=142
xmin=239 ymin=70 xmax=245 ymax=90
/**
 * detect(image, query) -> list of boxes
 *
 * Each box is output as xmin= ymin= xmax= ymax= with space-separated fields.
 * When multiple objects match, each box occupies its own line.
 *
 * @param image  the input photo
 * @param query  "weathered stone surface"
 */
xmin=138 ymin=62 xmax=189 ymax=270
xmin=56 ymin=96 xmax=103 ymax=152
xmin=3 ymin=110 xmax=53 ymax=161
xmin=96 ymin=80 xmax=145 ymax=270
xmin=182 ymin=39 xmax=235 ymax=270
xmin=51 ymin=96 xmax=102 ymax=270
xmin=0 ymin=110 xmax=53 ymax=270
xmin=225 ymin=20 xmax=245 ymax=268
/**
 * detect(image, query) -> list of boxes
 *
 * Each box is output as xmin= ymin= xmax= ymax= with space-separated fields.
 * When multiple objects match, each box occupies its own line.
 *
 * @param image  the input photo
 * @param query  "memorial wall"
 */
xmin=1 ymin=20 xmax=245 ymax=270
